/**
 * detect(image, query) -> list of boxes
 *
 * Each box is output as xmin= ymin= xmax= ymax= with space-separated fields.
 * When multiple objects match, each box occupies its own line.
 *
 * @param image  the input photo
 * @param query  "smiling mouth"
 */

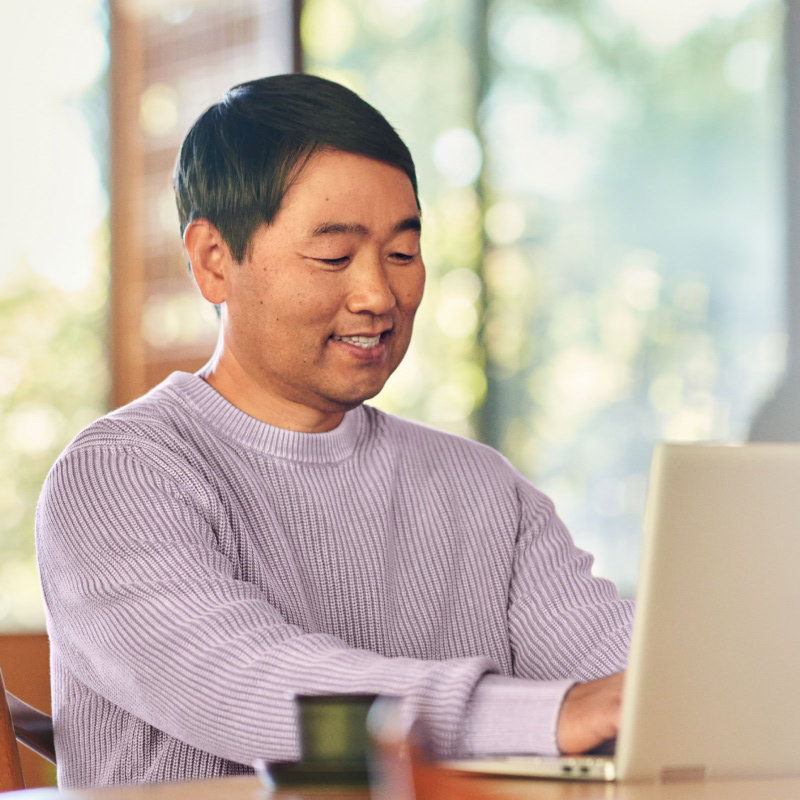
xmin=331 ymin=333 xmax=385 ymax=349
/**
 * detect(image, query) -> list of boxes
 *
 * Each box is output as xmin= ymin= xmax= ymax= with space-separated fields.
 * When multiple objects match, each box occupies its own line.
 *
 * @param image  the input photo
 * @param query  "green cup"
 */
xmin=267 ymin=693 xmax=379 ymax=787
xmin=297 ymin=694 xmax=378 ymax=764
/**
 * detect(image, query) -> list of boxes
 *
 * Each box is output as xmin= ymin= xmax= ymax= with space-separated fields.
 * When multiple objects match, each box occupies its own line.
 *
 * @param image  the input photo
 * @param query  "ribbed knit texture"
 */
xmin=35 ymin=372 xmax=633 ymax=788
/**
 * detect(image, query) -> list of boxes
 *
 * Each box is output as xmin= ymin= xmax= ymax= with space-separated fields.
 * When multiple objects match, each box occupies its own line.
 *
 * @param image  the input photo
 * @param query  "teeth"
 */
xmin=334 ymin=335 xmax=381 ymax=349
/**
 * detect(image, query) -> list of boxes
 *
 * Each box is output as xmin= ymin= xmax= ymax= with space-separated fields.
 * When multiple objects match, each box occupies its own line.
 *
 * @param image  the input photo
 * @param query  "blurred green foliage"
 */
xmin=0 ymin=0 xmax=108 ymax=629
xmin=0 ymin=260 xmax=108 ymax=628
xmin=0 ymin=1 xmax=784 ymax=630
xmin=304 ymin=0 xmax=783 ymax=595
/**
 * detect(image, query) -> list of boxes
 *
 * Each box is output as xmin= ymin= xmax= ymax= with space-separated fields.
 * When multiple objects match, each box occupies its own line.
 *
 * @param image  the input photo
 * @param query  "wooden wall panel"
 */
xmin=0 ymin=633 xmax=53 ymax=788
xmin=109 ymin=0 xmax=299 ymax=409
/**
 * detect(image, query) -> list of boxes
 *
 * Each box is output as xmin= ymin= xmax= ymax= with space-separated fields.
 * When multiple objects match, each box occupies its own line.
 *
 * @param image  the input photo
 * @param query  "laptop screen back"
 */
xmin=616 ymin=442 xmax=800 ymax=781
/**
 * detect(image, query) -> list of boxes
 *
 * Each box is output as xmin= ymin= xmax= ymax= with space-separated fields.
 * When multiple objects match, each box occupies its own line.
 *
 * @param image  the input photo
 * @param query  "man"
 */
xmin=36 ymin=73 xmax=633 ymax=788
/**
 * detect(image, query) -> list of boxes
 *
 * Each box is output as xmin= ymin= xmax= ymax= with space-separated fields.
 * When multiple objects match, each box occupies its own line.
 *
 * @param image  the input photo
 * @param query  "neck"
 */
xmin=198 ymin=337 xmax=346 ymax=433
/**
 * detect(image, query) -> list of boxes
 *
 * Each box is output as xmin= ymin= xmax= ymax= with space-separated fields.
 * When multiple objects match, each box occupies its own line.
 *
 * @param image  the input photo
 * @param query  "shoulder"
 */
xmin=360 ymin=407 xmax=558 ymax=520
xmin=361 ymin=405 xmax=507 ymax=462
xmin=69 ymin=372 xmax=205 ymax=445
xmin=358 ymin=407 xmax=561 ymax=538
xmin=38 ymin=373 xmax=228 ymax=524
xmin=50 ymin=372 xmax=212 ymax=482
xmin=364 ymin=406 xmax=525 ymax=485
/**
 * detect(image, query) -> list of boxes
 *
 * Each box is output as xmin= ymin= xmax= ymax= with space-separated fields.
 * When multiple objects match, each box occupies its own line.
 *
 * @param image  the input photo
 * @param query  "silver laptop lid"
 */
xmin=616 ymin=442 xmax=800 ymax=781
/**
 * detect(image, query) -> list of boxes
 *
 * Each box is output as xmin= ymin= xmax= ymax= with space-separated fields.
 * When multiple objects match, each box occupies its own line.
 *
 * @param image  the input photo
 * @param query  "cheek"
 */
xmin=396 ymin=267 xmax=426 ymax=312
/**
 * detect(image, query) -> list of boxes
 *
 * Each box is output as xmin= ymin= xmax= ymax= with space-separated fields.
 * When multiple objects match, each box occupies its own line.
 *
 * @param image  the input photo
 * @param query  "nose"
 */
xmin=345 ymin=256 xmax=397 ymax=316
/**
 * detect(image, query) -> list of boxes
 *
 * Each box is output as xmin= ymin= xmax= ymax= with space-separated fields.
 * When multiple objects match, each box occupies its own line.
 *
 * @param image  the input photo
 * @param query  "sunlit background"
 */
xmin=0 ymin=0 xmax=110 ymax=627
xmin=0 ymin=0 xmax=785 ymax=628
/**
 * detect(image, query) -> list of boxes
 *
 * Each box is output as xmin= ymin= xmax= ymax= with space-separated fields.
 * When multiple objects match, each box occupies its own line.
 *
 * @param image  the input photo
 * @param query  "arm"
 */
xmin=508 ymin=482 xmax=633 ymax=683
xmin=36 ymin=444 xmax=495 ymax=765
xmin=460 ymin=479 xmax=633 ymax=757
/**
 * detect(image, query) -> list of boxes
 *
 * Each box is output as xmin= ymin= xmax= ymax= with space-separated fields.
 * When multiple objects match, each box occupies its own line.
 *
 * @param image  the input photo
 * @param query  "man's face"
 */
xmin=209 ymin=148 xmax=425 ymax=431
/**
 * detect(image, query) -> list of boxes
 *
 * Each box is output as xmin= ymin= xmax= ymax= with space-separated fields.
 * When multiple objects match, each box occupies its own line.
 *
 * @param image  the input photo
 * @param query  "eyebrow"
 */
xmin=311 ymin=216 xmax=421 ymax=237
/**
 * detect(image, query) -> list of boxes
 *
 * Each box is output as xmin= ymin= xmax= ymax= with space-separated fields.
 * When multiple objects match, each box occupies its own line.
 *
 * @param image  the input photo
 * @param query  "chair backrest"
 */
xmin=0 ymin=668 xmax=55 ymax=791
xmin=0 ymin=668 xmax=25 ymax=791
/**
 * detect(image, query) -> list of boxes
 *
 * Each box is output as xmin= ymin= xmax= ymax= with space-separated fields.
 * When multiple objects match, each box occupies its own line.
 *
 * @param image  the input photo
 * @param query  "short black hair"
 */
xmin=173 ymin=73 xmax=419 ymax=262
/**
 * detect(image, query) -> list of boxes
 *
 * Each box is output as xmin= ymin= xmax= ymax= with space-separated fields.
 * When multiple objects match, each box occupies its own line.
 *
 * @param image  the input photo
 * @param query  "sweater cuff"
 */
xmin=459 ymin=675 xmax=575 ymax=757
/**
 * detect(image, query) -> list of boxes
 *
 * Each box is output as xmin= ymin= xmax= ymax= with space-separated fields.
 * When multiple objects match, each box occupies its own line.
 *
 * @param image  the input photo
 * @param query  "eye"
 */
xmin=316 ymin=256 xmax=350 ymax=268
xmin=389 ymin=252 xmax=416 ymax=264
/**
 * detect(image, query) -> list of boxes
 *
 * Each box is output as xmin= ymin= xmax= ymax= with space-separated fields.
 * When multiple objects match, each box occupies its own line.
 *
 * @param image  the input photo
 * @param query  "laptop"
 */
xmin=442 ymin=442 xmax=800 ymax=782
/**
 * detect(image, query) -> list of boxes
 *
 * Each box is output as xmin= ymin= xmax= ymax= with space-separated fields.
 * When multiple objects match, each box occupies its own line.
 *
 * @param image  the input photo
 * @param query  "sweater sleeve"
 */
xmin=458 ymin=478 xmax=632 ymax=759
xmin=461 ymin=675 xmax=574 ymax=756
xmin=506 ymin=480 xmax=634 ymax=683
xmin=35 ymin=442 xmax=496 ymax=767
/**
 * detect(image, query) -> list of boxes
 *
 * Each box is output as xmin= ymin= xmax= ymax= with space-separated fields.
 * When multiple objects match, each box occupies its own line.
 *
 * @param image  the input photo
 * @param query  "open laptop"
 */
xmin=443 ymin=442 xmax=800 ymax=782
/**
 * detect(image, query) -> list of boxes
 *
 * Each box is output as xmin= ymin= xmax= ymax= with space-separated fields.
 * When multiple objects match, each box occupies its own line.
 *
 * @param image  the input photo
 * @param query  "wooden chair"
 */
xmin=0 ymin=668 xmax=55 ymax=791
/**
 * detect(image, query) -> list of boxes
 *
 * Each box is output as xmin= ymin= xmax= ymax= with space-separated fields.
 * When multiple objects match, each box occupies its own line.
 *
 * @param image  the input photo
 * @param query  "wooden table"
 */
xmin=6 ymin=772 xmax=800 ymax=800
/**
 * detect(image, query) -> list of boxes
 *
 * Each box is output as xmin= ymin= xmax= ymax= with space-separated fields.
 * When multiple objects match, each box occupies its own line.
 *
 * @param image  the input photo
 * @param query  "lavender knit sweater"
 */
xmin=36 ymin=372 xmax=633 ymax=788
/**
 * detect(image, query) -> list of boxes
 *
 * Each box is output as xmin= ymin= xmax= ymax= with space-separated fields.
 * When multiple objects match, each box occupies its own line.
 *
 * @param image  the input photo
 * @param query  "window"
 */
xmin=0 ymin=0 xmax=297 ymax=630
xmin=0 ymin=0 xmax=109 ymax=628
xmin=109 ymin=0 xmax=298 ymax=407
xmin=0 ymin=1 xmax=785 ymax=628
xmin=303 ymin=0 xmax=784 ymax=596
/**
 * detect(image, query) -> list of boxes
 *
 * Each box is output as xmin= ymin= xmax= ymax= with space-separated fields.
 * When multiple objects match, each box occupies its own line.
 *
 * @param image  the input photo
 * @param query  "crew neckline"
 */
xmin=161 ymin=371 xmax=365 ymax=464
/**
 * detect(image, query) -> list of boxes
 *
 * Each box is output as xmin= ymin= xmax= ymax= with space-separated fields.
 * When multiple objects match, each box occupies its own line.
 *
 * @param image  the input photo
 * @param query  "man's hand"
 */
xmin=556 ymin=671 xmax=625 ymax=754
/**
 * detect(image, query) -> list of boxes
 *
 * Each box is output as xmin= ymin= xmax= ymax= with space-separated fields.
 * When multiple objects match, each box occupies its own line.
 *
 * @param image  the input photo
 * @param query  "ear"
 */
xmin=184 ymin=219 xmax=234 ymax=305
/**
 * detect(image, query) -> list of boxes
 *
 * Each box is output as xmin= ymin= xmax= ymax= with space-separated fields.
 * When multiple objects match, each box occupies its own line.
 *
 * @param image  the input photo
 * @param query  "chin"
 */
xmin=331 ymin=385 xmax=385 ymax=410
xmin=321 ymin=367 xmax=396 ymax=411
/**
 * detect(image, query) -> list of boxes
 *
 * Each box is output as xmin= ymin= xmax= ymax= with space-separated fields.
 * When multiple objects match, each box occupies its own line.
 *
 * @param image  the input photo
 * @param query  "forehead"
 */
xmin=277 ymin=149 xmax=420 ymax=231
